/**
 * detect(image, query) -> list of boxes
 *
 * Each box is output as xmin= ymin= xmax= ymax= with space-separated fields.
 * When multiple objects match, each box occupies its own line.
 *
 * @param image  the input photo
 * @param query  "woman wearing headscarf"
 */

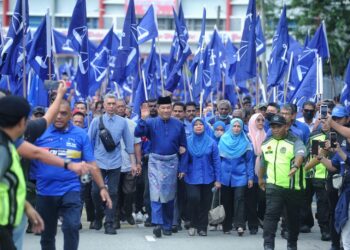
xmin=212 ymin=120 xmax=226 ymax=143
xmin=182 ymin=117 xmax=221 ymax=236
xmin=219 ymin=118 xmax=254 ymax=236
xmin=246 ymin=113 xmax=267 ymax=234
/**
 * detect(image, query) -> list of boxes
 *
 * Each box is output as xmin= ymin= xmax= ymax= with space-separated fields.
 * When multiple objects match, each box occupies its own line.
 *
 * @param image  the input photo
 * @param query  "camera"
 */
xmin=44 ymin=80 xmax=60 ymax=90
xmin=311 ymin=140 xmax=326 ymax=155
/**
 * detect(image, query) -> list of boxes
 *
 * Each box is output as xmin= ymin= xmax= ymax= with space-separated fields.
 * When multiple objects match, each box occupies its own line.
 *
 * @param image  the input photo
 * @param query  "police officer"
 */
xmin=259 ymin=115 xmax=306 ymax=250
xmin=0 ymin=96 xmax=44 ymax=250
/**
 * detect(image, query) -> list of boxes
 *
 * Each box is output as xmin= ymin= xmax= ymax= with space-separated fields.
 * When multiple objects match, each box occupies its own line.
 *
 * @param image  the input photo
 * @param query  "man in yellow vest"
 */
xmin=0 ymin=96 xmax=44 ymax=250
xmin=259 ymin=114 xmax=306 ymax=250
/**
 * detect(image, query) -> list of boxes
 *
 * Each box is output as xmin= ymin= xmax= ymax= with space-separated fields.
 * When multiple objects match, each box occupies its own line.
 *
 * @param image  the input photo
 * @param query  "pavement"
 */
xmin=23 ymin=219 xmax=331 ymax=250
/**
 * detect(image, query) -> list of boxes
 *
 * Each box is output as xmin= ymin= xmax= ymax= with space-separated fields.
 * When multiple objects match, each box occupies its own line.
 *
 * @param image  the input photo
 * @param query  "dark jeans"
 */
xmin=245 ymin=183 xmax=259 ymax=230
xmin=80 ymin=181 xmax=95 ymax=222
xmin=327 ymin=181 xmax=341 ymax=248
xmin=0 ymin=225 xmax=15 ymax=250
xmin=186 ymin=183 xmax=213 ymax=232
xmin=301 ymin=179 xmax=329 ymax=232
xmin=173 ymin=178 xmax=188 ymax=226
xmin=117 ymin=171 xmax=136 ymax=220
xmin=143 ymin=163 xmax=152 ymax=222
xmin=221 ymin=185 xmax=246 ymax=231
xmin=92 ymin=168 xmax=120 ymax=227
xmin=263 ymin=185 xmax=302 ymax=248
xmin=36 ymin=192 xmax=81 ymax=250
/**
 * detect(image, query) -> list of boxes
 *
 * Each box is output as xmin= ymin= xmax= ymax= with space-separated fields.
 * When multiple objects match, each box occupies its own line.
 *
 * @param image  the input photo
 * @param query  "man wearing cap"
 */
xmin=259 ymin=115 xmax=306 ymax=250
xmin=135 ymin=96 xmax=187 ymax=238
xmin=32 ymin=106 xmax=46 ymax=119
xmin=0 ymin=96 xmax=44 ymax=250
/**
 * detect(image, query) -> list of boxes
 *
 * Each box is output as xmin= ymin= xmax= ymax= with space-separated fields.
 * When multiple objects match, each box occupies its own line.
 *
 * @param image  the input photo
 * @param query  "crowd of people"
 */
xmin=0 ymin=80 xmax=350 ymax=250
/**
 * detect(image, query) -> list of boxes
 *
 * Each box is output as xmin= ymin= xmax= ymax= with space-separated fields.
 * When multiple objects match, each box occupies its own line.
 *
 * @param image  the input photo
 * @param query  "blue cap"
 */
xmin=331 ymin=105 xmax=348 ymax=118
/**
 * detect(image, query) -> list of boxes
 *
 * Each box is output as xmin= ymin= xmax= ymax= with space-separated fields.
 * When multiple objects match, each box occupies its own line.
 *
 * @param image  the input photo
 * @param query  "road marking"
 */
xmin=145 ymin=235 xmax=156 ymax=242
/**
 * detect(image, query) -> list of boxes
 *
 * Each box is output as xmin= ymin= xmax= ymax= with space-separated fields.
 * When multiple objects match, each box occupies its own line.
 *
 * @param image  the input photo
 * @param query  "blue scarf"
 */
xmin=187 ymin=117 xmax=212 ymax=157
xmin=218 ymin=118 xmax=251 ymax=159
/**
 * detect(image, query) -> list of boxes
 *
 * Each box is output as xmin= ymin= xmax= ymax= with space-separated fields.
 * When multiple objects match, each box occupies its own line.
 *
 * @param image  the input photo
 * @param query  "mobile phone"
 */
xmin=320 ymin=105 xmax=328 ymax=119
xmin=330 ymin=132 xmax=337 ymax=148
xmin=311 ymin=140 xmax=319 ymax=155
xmin=44 ymin=80 xmax=60 ymax=90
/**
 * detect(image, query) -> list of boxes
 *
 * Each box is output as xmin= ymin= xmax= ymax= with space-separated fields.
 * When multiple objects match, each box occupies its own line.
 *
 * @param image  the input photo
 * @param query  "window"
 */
xmin=230 ymin=17 xmax=242 ymax=31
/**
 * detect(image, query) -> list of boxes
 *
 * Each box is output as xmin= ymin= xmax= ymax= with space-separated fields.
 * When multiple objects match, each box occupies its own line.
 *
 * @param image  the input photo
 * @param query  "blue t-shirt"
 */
xmin=33 ymin=122 xmax=95 ymax=196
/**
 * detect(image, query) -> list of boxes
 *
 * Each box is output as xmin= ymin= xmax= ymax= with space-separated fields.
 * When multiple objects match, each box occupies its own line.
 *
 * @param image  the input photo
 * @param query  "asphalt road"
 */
xmin=23 ymin=219 xmax=331 ymax=250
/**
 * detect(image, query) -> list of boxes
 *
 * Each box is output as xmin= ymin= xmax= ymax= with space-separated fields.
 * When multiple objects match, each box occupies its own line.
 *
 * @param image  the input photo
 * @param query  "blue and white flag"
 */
xmin=28 ymin=14 xmax=55 ymax=81
xmin=267 ymin=5 xmax=289 ymax=88
xmin=235 ymin=0 xmax=256 ymax=82
xmin=137 ymin=5 xmax=158 ymax=45
xmin=226 ymin=38 xmax=238 ymax=78
xmin=208 ymin=28 xmax=225 ymax=90
xmin=52 ymin=29 xmax=76 ymax=55
xmin=255 ymin=15 xmax=266 ymax=57
xmin=143 ymin=40 xmax=159 ymax=99
xmin=308 ymin=21 xmax=330 ymax=60
xmin=1 ymin=0 xmax=29 ymax=75
xmin=340 ymin=59 xmax=350 ymax=111
xmin=67 ymin=0 xmax=90 ymax=97
xmin=111 ymin=0 xmax=139 ymax=94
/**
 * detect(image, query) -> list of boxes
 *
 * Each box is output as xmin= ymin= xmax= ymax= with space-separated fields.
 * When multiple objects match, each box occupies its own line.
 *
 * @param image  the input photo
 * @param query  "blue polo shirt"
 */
xmin=32 ymin=122 xmax=95 ymax=196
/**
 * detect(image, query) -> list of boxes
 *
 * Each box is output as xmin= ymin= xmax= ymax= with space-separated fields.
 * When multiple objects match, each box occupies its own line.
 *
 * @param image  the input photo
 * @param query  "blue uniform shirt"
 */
xmin=33 ymin=122 xmax=95 ymax=196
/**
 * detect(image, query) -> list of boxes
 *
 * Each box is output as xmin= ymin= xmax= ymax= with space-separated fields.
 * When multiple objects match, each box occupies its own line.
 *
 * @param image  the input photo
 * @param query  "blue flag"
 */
xmin=235 ymin=0 xmax=256 ymax=82
xmin=52 ymin=29 xmax=76 ymax=55
xmin=1 ymin=0 xmax=29 ymax=75
xmin=67 ymin=0 xmax=90 ymax=97
xmin=208 ymin=28 xmax=225 ymax=90
xmin=111 ymin=0 xmax=139 ymax=96
xmin=308 ymin=21 xmax=330 ymax=60
xmin=290 ymin=56 xmax=317 ymax=106
xmin=28 ymin=14 xmax=55 ymax=81
xmin=27 ymin=73 xmax=48 ymax=107
xmin=137 ymin=5 xmax=158 ymax=45
xmin=226 ymin=38 xmax=238 ymax=78
xmin=143 ymin=40 xmax=159 ymax=99
xmin=267 ymin=5 xmax=289 ymax=88
xmin=340 ymin=59 xmax=350 ymax=111
xmin=255 ymin=15 xmax=266 ymax=57
xmin=165 ymin=7 xmax=191 ymax=92
xmin=89 ymin=27 xmax=120 ymax=96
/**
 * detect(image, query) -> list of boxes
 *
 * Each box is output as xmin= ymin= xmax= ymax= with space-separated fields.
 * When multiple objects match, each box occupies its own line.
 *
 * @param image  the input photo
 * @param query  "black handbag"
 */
xmin=99 ymin=116 xmax=118 ymax=152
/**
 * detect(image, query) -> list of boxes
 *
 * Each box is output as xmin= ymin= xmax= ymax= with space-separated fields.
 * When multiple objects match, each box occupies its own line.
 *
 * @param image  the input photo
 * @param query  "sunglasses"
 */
xmin=303 ymin=109 xmax=315 ymax=112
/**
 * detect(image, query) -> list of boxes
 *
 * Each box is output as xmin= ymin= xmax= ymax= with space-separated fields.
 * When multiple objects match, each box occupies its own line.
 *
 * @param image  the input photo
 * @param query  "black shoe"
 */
xmin=177 ymin=224 xmax=183 ymax=231
xmin=172 ymin=225 xmax=178 ymax=233
xmin=153 ymin=226 xmax=162 ymax=238
xmin=321 ymin=232 xmax=331 ymax=241
xmin=198 ymin=230 xmax=207 ymax=236
xmin=184 ymin=221 xmax=191 ymax=230
xmin=250 ymin=228 xmax=258 ymax=235
xmin=287 ymin=242 xmax=297 ymax=250
xmin=105 ymin=225 xmax=117 ymax=235
xmin=79 ymin=223 xmax=82 ymax=230
xmin=126 ymin=216 xmax=135 ymax=225
xmin=89 ymin=222 xmax=95 ymax=229
xmin=162 ymin=229 xmax=172 ymax=236
xmin=113 ymin=220 xmax=121 ymax=229
xmin=94 ymin=220 xmax=103 ymax=230
xmin=281 ymin=230 xmax=289 ymax=240
xmin=144 ymin=220 xmax=153 ymax=227
xmin=299 ymin=225 xmax=311 ymax=233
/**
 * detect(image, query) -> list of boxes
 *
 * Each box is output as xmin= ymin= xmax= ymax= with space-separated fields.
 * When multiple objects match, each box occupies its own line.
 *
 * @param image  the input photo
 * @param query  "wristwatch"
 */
xmin=64 ymin=159 xmax=71 ymax=170
xmin=99 ymin=185 xmax=108 ymax=191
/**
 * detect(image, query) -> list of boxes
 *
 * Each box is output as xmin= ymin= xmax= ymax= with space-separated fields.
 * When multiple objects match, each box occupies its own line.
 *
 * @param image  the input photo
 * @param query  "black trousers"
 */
xmin=186 ymin=183 xmax=213 ymax=232
xmin=221 ymin=185 xmax=246 ymax=231
xmin=80 ymin=181 xmax=95 ymax=222
xmin=263 ymin=185 xmax=302 ymax=248
xmin=177 ymin=178 xmax=189 ymax=223
xmin=301 ymin=179 xmax=329 ymax=232
xmin=116 ymin=171 xmax=136 ymax=220
xmin=245 ymin=183 xmax=259 ymax=230
xmin=327 ymin=181 xmax=341 ymax=248
xmin=0 ymin=226 xmax=15 ymax=250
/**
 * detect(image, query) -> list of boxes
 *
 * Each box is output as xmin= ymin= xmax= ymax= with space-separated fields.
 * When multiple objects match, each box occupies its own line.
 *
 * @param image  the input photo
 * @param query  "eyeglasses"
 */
xmin=256 ymin=118 xmax=265 ymax=122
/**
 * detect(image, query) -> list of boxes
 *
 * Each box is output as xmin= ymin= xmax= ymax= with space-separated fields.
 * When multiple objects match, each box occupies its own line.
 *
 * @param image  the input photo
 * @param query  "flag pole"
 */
xmin=46 ymin=9 xmax=52 ymax=80
xmin=141 ymin=69 xmax=149 ymax=100
xmin=256 ymin=61 xmax=260 ymax=106
xmin=156 ymin=37 xmax=165 ymax=96
xmin=284 ymin=51 xmax=293 ymax=104
xmin=183 ymin=62 xmax=193 ymax=101
xmin=22 ymin=0 xmax=27 ymax=98
xmin=199 ymin=90 xmax=204 ymax=118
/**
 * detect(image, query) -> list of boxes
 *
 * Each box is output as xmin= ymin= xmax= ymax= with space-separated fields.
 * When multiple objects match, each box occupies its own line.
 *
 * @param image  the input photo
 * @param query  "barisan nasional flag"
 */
xmin=307 ymin=21 xmax=330 ymax=60
xmin=340 ymin=59 xmax=350 ymax=112
xmin=235 ymin=0 xmax=256 ymax=82
xmin=28 ymin=13 xmax=55 ymax=81
xmin=267 ymin=5 xmax=289 ymax=88
xmin=137 ymin=5 xmax=158 ymax=45
xmin=52 ymin=29 xmax=76 ymax=55
xmin=67 ymin=0 xmax=90 ymax=97
xmin=1 ymin=0 xmax=29 ymax=75
xmin=255 ymin=15 xmax=266 ymax=57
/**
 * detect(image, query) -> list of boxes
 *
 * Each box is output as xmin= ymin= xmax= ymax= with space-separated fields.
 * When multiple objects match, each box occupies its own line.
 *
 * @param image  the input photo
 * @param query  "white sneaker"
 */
xmin=188 ymin=227 xmax=196 ymax=236
xmin=57 ymin=217 xmax=63 ymax=226
xmin=135 ymin=212 xmax=143 ymax=223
